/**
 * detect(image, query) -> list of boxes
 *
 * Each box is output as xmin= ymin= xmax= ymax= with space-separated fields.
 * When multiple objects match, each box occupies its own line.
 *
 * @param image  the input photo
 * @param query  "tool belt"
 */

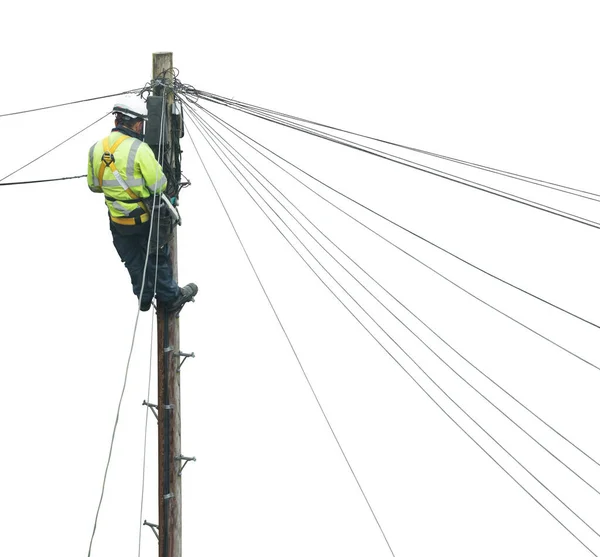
xmin=148 ymin=205 xmax=175 ymax=253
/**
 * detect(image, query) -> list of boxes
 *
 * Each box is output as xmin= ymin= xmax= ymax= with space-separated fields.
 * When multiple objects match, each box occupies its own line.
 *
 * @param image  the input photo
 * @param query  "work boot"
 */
xmin=167 ymin=283 xmax=198 ymax=313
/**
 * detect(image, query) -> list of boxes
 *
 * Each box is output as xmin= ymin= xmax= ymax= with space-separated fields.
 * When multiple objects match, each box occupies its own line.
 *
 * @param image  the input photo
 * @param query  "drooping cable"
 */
xmin=189 ymin=106 xmax=600 ymax=514
xmin=88 ymin=106 xmax=165 ymax=557
xmin=185 ymin=122 xmax=398 ymax=557
xmin=137 ymin=297 xmax=156 ymax=557
xmin=0 ymin=174 xmax=86 ymax=187
xmin=0 ymin=112 xmax=112 ymax=184
xmin=191 ymin=102 xmax=600 ymax=332
xmin=186 ymin=112 xmax=600 ymax=556
xmin=191 ymin=102 xmax=600 ymax=470
xmin=137 ymin=94 xmax=168 ymax=557
xmin=87 ymin=304 xmax=147 ymax=557
xmin=187 ymin=91 xmax=600 ymax=230
xmin=195 ymin=92 xmax=600 ymax=202
xmin=187 ymin=106 xmax=600 ymax=493
xmin=187 ymin=113 xmax=599 ymax=555
xmin=0 ymin=88 xmax=143 ymax=118
xmin=182 ymin=100 xmax=600 ymax=375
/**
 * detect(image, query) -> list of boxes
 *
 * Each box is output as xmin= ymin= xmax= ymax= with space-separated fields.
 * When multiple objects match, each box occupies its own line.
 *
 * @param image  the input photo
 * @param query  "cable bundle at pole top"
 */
xmin=172 ymin=83 xmax=600 ymax=230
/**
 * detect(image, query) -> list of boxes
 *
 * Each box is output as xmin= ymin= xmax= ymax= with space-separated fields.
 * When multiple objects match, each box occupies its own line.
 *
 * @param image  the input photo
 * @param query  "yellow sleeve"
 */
xmin=87 ymin=143 xmax=102 ymax=193
xmin=136 ymin=143 xmax=167 ymax=195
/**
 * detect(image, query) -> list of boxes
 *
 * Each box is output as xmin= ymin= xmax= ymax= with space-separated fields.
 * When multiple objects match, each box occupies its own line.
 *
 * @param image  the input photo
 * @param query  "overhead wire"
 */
xmin=193 ymin=102 xmax=600 ymax=332
xmin=194 ymin=91 xmax=600 ymax=202
xmin=232 ymin=104 xmax=600 ymax=229
xmin=182 ymin=100 xmax=600 ymax=375
xmin=0 ymin=88 xmax=143 ymax=118
xmin=185 ymin=104 xmax=600 ymax=493
xmin=137 ymin=93 xmax=168 ymax=557
xmin=187 ymin=105 xmax=600 ymax=509
xmin=184 ymin=116 xmax=398 ymax=557
xmin=184 ymin=108 xmax=599 ymax=556
xmin=0 ymin=174 xmax=86 ymax=187
xmin=88 ymin=100 xmax=166 ymax=557
xmin=0 ymin=111 xmax=112 ymax=184
xmin=190 ymin=102 xmax=600 ymax=470
xmin=187 ymin=90 xmax=600 ymax=230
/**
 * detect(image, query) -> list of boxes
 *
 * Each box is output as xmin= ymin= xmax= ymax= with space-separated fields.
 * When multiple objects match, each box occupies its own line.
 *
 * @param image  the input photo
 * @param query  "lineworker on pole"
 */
xmin=87 ymin=95 xmax=197 ymax=312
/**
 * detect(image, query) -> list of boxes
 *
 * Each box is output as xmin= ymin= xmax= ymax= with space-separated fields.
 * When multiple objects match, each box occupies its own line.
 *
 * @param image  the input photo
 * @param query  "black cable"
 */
xmin=183 ymin=100 xmax=600 ymax=375
xmin=192 ymin=102 xmax=600 ymax=331
xmin=195 ymin=91 xmax=600 ymax=202
xmin=188 ymin=105 xmax=600 ymax=492
xmin=189 ymin=91 xmax=600 ymax=229
xmin=191 ymin=101 xmax=600 ymax=469
xmin=0 ymin=174 xmax=86 ymax=187
xmin=216 ymin=100 xmax=600 ymax=230
xmin=0 ymin=88 xmax=143 ymax=118
xmin=190 ymin=106 xmax=600 ymax=501
xmin=186 ymin=113 xmax=599 ymax=556
xmin=185 ymin=121 xmax=398 ymax=557
xmin=0 ymin=112 xmax=112 ymax=184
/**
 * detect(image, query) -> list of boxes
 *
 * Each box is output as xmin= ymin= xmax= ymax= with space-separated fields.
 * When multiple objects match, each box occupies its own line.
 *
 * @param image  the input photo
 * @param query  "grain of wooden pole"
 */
xmin=153 ymin=51 xmax=182 ymax=557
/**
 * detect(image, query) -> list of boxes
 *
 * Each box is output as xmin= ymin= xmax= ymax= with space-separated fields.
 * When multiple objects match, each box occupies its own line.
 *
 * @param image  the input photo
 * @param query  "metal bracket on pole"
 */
xmin=175 ymin=454 xmax=197 ymax=476
xmin=142 ymin=400 xmax=159 ymax=422
xmin=174 ymin=350 xmax=195 ymax=372
xmin=143 ymin=520 xmax=160 ymax=540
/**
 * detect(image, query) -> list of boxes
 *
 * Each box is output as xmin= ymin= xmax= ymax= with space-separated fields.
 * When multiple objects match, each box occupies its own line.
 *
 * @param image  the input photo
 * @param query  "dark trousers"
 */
xmin=110 ymin=220 xmax=179 ymax=303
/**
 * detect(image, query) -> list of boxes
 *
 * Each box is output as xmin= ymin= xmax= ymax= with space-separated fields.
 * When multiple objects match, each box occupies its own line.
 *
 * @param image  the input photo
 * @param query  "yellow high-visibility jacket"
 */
xmin=87 ymin=130 xmax=167 ymax=224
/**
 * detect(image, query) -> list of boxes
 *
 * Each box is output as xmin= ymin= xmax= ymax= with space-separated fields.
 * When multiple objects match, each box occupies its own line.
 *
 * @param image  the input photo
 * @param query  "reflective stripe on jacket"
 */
xmin=87 ymin=131 xmax=167 ymax=219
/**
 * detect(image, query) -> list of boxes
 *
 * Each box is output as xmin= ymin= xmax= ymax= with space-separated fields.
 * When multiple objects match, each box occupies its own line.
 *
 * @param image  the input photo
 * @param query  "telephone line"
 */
xmin=186 ymin=116 xmax=398 ymax=557
xmin=193 ymin=102 xmax=600 ymax=331
xmin=0 ymin=174 xmax=85 ymax=187
xmin=197 ymin=91 xmax=600 ymax=202
xmin=187 ymin=104 xmax=600 ymax=489
xmin=190 ymin=90 xmax=600 ymax=210
xmin=0 ymin=88 xmax=143 ymax=118
xmin=192 ymin=101 xmax=600 ymax=468
xmin=0 ymin=112 xmax=111 ymax=184
xmin=210 ymin=100 xmax=600 ymax=230
xmin=185 ymin=102 xmax=600 ymax=377
xmin=186 ymin=112 xmax=599 ymax=556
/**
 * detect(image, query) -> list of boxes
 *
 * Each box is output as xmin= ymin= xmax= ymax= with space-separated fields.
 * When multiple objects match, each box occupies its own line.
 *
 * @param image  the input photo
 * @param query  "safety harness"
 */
xmin=98 ymin=135 xmax=150 ymax=225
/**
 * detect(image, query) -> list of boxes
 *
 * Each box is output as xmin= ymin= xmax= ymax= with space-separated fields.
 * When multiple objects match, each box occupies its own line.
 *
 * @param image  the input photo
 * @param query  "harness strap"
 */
xmin=98 ymin=135 xmax=149 ymax=218
xmin=110 ymin=213 xmax=150 ymax=226
xmin=98 ymin=135 xmax=129 ymax=187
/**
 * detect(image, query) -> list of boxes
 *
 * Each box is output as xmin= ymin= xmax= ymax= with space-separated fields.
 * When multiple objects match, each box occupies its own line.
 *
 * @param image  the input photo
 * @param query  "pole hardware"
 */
xmin=153 ymin=51 xmax=183 ymax=557
xmin=161 ymin=192 xmax=182 ymax=225
xmin=142 ymin=400 xmax=159 ymax=422
xmin=144 ymin=520 xmax=160 ymax=540
xmin=175 ymin=350 xmax=195 ymax=372
xmin=175 ymin=454 xmax=197 ymax=476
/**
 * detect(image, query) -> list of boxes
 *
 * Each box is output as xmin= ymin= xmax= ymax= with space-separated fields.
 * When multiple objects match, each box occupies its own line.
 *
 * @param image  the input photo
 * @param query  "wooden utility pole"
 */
xmin=153 ymin=51 xmax=182 ymax=557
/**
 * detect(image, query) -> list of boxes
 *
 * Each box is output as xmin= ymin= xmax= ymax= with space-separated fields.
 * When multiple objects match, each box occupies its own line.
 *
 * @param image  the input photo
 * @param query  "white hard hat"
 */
xmin=113 ymin=96 xmax=148 ymax=120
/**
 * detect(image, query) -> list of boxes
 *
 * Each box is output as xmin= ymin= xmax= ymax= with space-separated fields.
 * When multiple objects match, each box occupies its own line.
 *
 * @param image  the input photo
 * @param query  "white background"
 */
xmin=0 ymin=1 xmax=599 ymax=556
